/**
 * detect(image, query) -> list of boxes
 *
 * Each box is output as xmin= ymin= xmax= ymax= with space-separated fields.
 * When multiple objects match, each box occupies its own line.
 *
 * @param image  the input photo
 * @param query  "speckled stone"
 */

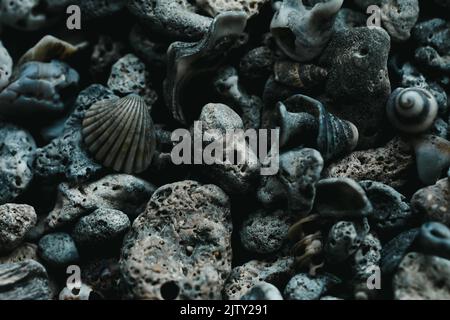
xmin=284 ymin=273 xmax=341 ymax=300
xmin=0 ymin=204 xmax=37 ymax=253
xmin=38 ymin=232 xmax=79 ymax=267
xmin=241 ymin=282 xmax=283 ymax=300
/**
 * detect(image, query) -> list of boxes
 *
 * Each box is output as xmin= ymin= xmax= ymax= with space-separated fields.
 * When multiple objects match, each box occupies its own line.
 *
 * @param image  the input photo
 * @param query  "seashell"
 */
xmin=273 ymin=61 xmax=328 ymax=89
xmin=418 ymin=222 xmax=450 ymax=260
xmin=164 ymin=11 xmax=248 ymax=124
xmin=0 ymin=60 xmax=79 ymax=118
xmin=270 ymin=0 xmax=343 ymax=62
xmin=411 ymin=135 xmax=450 ymax=186
xmin=315 ymin=178 xmax=373 ymax=219
xmin=17 ymin=35 xmax=84 ymax=68
xmin=275 ymin=94 xmax=359 ymax=161
xmin=82 ymin=94 xmax=156 ymax=174
xmin=386 ymin=87 xmax=438 ymax=134
xmin=127 ymin=0 xmax=212 ymax=41
xmin=0 ymin=41 xmax=13 ymax=91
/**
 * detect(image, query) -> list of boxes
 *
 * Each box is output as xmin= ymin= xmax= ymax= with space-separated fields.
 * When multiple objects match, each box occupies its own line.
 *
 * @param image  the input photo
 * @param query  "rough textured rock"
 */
xmin=0 ymin=124 xmax=36 ymax=204
xmin=38 ymin=232 xmax=79 ymax=267
xmin=0 ymin=243 xmax=39 ymax=264
xmin=411 ymin=179 xmax=450 ymax=226
xmin=107 ymin=53 xmax=158 ymax=108
xmin=325 ymin=137 xmax=415 ymax=190
xmin=0 ymin=40 xmax=12 ymax=91
xmin=284 ymin=273 xmax=340 ymax=300
xmin=352 ymin=233 xmax=382 ymax=280
xmin=223 ymin=257 xmax=295 ymax=300
xmin=240 ymin=209 xmax=291 ymax=254
xmin=319 ymin=27 xmax=391 ymax=148
xmin=239 ymin=46 xmax=275 ymax=82
xmin=393 ymin=252 xmax=450 ymax=300
xmin=196 ymin=0 xmax=269 ymax=17
xmin=34 ymin=85 xmax=116 ymax=183
xmin=0 ymin=204 xmax=37 ymax=253
xmin=381 ymin=228 xmax=419 ymax=274
xmin=45 ymin=174 xmax=155 ymax=230
xmin=78 ymin=0 xmax=126 ymax=20
xmin=72 ymin=208 xmax=130 ymax=248
xmin=0 ymin=260 xmax=51 ymax=300
xmin=120 ymin=180 xmax=232 ymax=300
xmin=241 ymin=282 xmax=283 ymax=300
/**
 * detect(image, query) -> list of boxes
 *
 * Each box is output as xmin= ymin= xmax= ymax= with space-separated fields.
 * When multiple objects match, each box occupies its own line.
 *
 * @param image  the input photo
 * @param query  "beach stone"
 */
xmin=78 ymin=0 xmax=126 ymax=19
xmin=38 ymin=232 xmax=79 ymax=267
xmin=0 ymin=260 xmax=51 ymax=300
xmin=0 ymin=124 xmax=36 ymax=204
xmin=319 ymin=27 xmax=391 ymax=148
xmin=72 ymin=208 xmax=130 ymax=248
xmin=240 ymin=209 xmax=290 ymax=254
xmin=224 ymin=257 xmax=295 ymax=300
xmin=120 ymin=180 xmax=232 ymax=300
xmin=0 ymin=243 xmax=38 ymax=264
xmin=196 ymin=0 xmax=269 ymax=17
xmin=352 ymin=233 xmax=382 ymax=280
xmin=381 ymin=228 xmax=420 ymax=274
xmin=325 ymin=137 xmax=415 ymax=190
xmin=0 ymin=204 xmax=37 ymax=253
xmin=45 ymin=174 xmax=155 ymax=230
xmin=413 ymin=19 xmax=450 ymax=56
xmin=34 ymin=85 xmax=116 ymax=183
xmin=284 ymin=273 xmax=341 ymax=300
xmin=0 ymin=41 xmax=12 ymax=91
xmin=239 ymin=46 xmax=275 ymax=82
xmin=411 ymin=178 xmax=450 ymax=226
xmin=241 ymin=282 xmax=283 ymax=300
xmin=393 ymin=252 xmax=450 ymax=300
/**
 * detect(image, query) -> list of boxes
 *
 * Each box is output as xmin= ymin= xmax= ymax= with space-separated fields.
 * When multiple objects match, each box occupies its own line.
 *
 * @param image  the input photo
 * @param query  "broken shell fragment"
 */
xmin=276 ymin=95 xmax=359 ymax=162
xmin=164 ymin=11 xmax=248 ymax=124
xmin=386 ymin=87 xmax=438 ymax=134
xmin=274 ymin=61 xmax=328 ymax=89
xmin=82 ymin=94 xmax=156 ymax=174
xmin=270 ymin=0 xmax=343 ymax=62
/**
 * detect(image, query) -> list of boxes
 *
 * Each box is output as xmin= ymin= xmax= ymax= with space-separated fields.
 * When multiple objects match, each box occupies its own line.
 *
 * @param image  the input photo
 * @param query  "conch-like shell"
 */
xmin=82 ymin=94 xmax=156 ymax=174
xmin=275 ymin=95 xmax=359 ymax=161
xmin=17 ymin=35 xmax=84 ymax=68
xmin=386 ymin=87 xmax=438 ymax=134
xmin=270 ymin=0 xmax=343 ymax=62
xmin=274 ymin=61 xmax=328 ymax=89
xmin=164 ymin=11 xmax=248 ymax=124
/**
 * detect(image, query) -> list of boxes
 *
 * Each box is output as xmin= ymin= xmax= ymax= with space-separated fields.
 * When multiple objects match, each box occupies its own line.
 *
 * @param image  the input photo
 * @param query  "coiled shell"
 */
xmin=274 ymin=61 xmax=328 ymax=89
xmin=82 ymin=94 xmax=156 ymax=174
xmin=386 ymin=87 xmax=438 ymax=134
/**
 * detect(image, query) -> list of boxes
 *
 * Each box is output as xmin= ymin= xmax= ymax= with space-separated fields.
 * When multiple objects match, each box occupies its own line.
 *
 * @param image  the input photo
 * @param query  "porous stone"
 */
xmin=352 ymin=233 xmax=382 ymax=280
xmin=325 ymin=137 xmax=415 ymax=191
xmin=120 ymin=180 xmax=232 ymax=300
xmin=38 ymin=232 xmax=79 ymax=267
xmin=393 ymin=252 xmax=450 ymax=300
xmin=0 ymin=204 xmax=37 ymax=253
xmin=0 ymin=124 xmax=36 ymax=204
xmin=241 ymin=282 xmax=283 ymax=300
xmin=0 ymin=243 xmax=39 ymax=264
xmin=0 ymin=260 xmax=51 ymax=300
xmin=78 ymin=0 xmax=126 ymax=19
xmin=45 ymin=174 xmax=155 ymax=230
xmin=359 ymin=181 xmax=412 ymax=234
xmin=319 ymin=27 xmax=391 ymax=148
xmin=284 ymin=273 xmax=340 ymax=300
xmin=240 ymin=209 xmax=291 ymax=254
xmin=0 ymin=40 xmax=12 ymax=91
xmin=107 ymin=54 xmax=158 ymax=108
xmin=411 ymin=178 xmax=450 ymax=226
xmin=224 ymin=257 xmax=295 ymax=300
xmin=72 ymin=208 xmax=130 ymax=248
xmin=34 ymin=85 xmax=116 ymax=183
xmin=196 ymin=0 xmax=269 ymax=17
xmin=412 ymin=19 xmax=450 ymax=56
xmin=333 ymin=8 xmax=366 ymax=32
xmin=381 ymin=228 xmax=419 ymax=274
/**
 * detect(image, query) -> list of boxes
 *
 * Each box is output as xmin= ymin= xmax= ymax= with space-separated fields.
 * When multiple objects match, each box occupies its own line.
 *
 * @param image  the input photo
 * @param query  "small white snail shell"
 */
xmin=386 ymin=87 xmax=438 ymax=134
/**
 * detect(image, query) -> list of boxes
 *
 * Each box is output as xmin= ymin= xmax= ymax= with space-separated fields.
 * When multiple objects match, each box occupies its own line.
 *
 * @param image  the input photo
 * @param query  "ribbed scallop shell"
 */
xmin=82 ymin=94 xmax=155 ymax=174
xmin=386 ymin=87 xmax=438 ymax=134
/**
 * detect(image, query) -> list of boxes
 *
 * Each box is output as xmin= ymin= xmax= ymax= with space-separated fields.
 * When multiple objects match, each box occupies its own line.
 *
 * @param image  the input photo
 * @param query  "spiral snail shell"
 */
xmin=386 ymin=87 xmax=438 ymax=134
xmin=82 ymin=94 xmax=156 ymax=174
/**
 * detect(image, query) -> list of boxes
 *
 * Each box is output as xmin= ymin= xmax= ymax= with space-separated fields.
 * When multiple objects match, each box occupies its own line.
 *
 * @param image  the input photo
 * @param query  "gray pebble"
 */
xmin=241 ymin=282 xmax=283 ymax=300
xmin=284 ymin=273 xmax=340 ymax=300
xmin=0 ymin=204 xmax=37 ymax=253
xmin=380 ymin=228 xmax=419 ymax=274
xmin=38 ymin=232 xmax=79 ymax=267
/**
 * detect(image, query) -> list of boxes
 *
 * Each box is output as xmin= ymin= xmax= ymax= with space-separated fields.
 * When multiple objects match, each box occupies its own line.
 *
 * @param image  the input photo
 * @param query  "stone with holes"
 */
xmin=120 ymin=180 xmax=232 ymax=300
xmin=0 ymin=204 xmax=37 ymax=253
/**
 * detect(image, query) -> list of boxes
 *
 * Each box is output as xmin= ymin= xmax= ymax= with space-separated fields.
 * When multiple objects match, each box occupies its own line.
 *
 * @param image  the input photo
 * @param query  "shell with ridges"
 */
xmin=82 ymin=94 xmax=156 ymax=174
xmin=274 ymin=61 xmax=328 ymax=89
xmin=386 ymin=87 xmax=438 ymax=134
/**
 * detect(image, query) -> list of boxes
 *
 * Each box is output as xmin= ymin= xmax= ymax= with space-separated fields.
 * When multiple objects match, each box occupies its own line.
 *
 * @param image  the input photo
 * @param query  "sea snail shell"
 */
xmin=82 ymin=94 xmax=156 ymax=174
xmin=386 ymin=87 xmax=438 ymax=134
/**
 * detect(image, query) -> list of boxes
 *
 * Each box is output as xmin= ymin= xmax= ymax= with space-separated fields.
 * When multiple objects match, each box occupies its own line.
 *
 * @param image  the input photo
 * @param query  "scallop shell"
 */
xmin=386 ymin=87 xmax=438 ymax=134
xmin=82 ymin=94 xmax=156 ymax=174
